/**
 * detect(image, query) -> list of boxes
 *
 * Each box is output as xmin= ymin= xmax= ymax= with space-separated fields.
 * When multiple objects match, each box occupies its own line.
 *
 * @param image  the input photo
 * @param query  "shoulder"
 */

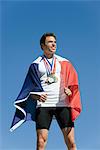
xmin=31 ymin=56 xmax=43 ymax=64
xmin=55 ymin=54 xmax=69 ymax=62
xmin=55 ymin=54 xmax=75 ymax=69
xmin=28 ymin=56 xmax=43 ymax=70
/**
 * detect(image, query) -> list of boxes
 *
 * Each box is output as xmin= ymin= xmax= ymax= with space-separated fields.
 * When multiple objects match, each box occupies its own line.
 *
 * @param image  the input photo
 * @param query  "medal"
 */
xmin=43 ymin=55 xmax=58 ymax=84
xmin=46 ymin=73 xmax=58 ymax=84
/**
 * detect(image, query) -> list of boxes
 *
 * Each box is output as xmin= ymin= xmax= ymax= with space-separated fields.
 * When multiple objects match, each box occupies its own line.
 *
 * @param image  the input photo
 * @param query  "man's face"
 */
xmin=43 ymin=36 xmax=57 ymax=54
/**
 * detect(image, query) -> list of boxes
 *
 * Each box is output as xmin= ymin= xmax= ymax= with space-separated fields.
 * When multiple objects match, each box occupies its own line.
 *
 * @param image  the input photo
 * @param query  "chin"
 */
xmin=50 ymin=49 xmax=56 ymax=53
xmin=50 ymin=51 xmax=56 ymax=55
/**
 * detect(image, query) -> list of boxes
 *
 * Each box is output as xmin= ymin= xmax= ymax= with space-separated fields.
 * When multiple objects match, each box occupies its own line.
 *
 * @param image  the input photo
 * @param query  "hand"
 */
xmin=30 ymin=94 xmax=47 ymax=102
xmin=64 ymin=87 xmax=72 ymax=96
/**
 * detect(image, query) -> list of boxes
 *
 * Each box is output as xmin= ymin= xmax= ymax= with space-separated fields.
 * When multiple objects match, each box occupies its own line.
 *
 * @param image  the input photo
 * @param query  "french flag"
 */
xmin=10 ymin=56 xmax=82 ymax=132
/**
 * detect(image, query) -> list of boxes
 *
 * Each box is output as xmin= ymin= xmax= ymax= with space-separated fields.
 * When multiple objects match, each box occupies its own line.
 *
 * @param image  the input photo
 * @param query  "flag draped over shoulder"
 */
xmin=10 ymin=57 xmax=82 ymax=132
xmin=10 ymin=63 xmax=44 ymax=132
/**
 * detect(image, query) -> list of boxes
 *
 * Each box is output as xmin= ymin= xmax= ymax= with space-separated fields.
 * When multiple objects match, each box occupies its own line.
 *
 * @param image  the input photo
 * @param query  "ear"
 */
xmin=41 ymin=43 xmax=45 ymax=50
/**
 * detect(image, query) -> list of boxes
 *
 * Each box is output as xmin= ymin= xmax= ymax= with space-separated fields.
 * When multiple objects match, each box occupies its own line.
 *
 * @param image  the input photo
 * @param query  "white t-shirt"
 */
xmin=36 ymin=55 xmax=68 ymax=107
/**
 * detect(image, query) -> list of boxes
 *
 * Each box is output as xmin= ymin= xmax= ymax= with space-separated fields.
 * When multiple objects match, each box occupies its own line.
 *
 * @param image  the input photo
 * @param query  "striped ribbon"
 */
xmin=43 ymin=56 xmax=56 ymax=76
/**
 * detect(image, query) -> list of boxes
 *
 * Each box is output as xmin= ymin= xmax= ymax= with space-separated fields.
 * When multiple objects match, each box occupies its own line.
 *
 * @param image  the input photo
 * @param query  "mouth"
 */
xmin=51 ymin=47 xmax=56 ymax=50
xmin=48 ymin=47 xmax=56 ymax=53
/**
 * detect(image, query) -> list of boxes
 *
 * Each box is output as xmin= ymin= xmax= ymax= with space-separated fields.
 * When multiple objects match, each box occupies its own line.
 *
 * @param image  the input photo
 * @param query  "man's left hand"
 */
xmin=64 ymin=87 xmax=72 ymax=96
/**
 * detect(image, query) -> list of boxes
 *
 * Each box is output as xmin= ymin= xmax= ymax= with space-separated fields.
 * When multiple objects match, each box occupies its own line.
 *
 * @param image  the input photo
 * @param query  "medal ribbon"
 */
xmin=43 ymin=56 xmax=56 ymax=76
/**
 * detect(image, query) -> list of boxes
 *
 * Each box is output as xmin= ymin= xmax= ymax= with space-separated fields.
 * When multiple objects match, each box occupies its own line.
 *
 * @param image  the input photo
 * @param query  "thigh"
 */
xmin=35 ymin=107 xmax=53 ymax=130
xmin=55 ymin=107 xmax=74 ymax=129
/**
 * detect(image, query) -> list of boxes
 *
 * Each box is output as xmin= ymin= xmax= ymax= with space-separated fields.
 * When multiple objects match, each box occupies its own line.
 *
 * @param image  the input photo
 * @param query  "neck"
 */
xmin=43 ymin=53 xmax=54 ymax=59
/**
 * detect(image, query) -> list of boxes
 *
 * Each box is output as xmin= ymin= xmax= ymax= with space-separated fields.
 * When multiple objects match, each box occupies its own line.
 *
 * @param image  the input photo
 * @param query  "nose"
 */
xmin=52 ymin=42 xmax=56 ymax=47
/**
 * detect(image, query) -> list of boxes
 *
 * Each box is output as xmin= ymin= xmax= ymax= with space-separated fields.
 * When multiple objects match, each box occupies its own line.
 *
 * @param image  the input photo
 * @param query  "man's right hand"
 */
xmin=30 ymin=94 xmax=47 ymax=102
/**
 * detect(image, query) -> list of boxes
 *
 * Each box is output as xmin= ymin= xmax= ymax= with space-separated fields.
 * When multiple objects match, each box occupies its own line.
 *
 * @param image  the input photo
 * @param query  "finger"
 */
xmin=39 ymin=95 xmax=47 ymax=102
xmin=67 ymin=92 xmax=72 ymax=96
xmin=40 ymin=97 xmax=46 ymax=102
xmin=42 ymin=94 xmax=47 ymax=98
xmin=64 ymin=88 xmax=72 ymax=96
xmin=64 ymin=87 xmax=68 ymax=93
xmin=64 ymin=87 xmax=67 ymax=90
xmin=40 ymin=94 xmax=47 ymax=99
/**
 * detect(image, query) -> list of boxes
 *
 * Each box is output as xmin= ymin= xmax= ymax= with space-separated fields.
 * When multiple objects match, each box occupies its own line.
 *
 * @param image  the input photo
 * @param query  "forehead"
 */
xmin=45 ymin=36 xmax=56 ymax=41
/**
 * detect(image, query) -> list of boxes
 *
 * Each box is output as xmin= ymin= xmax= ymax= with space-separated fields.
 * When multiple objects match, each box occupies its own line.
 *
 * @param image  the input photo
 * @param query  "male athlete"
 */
xmin=10 ymin=33 xmax=82 ymax=150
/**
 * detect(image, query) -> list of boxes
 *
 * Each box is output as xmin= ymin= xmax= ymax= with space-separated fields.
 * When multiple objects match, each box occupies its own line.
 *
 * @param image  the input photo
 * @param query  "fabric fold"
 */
xmin=10 ymin=63 xmax=44 ymax=132
xmin=59 ymin=61 xmax=82 ymax=121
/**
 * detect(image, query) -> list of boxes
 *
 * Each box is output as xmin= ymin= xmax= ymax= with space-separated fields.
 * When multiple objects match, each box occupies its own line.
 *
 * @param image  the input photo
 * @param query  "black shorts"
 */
xmin=35 ymin=107 xmax=74 ymax=130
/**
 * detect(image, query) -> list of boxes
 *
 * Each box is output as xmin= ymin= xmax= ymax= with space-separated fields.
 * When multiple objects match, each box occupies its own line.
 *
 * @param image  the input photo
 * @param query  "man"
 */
xmin=10 ymin=33 xmax=82 ymax=150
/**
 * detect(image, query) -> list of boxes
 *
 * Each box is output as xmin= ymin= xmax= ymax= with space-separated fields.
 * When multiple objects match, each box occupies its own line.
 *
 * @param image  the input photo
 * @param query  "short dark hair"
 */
xmin=40 ymin=32 xmax=56 ymax=50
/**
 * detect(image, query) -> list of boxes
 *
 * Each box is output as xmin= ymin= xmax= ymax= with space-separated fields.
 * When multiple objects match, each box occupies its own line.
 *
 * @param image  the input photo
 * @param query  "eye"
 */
xmin=47 ymin=40 xmax=56 ymax=44
xmin=48 ymin=41 xmax=53 ymax=43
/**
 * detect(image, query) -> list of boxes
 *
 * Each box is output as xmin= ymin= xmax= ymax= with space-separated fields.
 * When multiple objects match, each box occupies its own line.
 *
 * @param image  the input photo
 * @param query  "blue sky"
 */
xmin=1 ymin=0 xmax=100 ymax=150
